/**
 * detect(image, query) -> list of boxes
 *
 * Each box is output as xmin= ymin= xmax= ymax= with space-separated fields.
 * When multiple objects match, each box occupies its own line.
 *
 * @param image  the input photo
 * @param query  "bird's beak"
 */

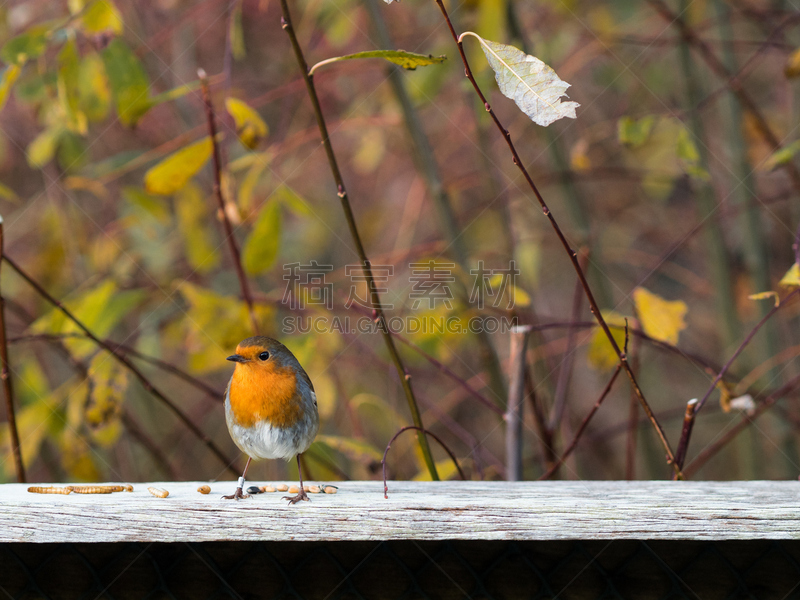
xmin=227 ymin=354 xmax=248 ymax=363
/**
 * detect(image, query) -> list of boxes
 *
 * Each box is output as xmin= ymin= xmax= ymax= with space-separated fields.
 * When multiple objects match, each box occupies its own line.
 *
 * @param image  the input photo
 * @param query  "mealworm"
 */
xmin=288 ymin=485 xmax=300 ymax=494
xmin=123 ymin=485 xmax=133 ymax=492
xmin=27 ymin=486 xmax=71 ymax=495
xmin=147 ymin=487 xmax=169 ymax=498
xmin=197 ymin=485 xmax=211 ymax=494
xmin=276 ymin=483 xmax=289 ymax=492
xmin=322 ymin=485 xmax=338 ymax=494
xmin=260 ymin=485 xmax=276 ymax=492
xmin=68 ymin=486 xmax=115 ymax=494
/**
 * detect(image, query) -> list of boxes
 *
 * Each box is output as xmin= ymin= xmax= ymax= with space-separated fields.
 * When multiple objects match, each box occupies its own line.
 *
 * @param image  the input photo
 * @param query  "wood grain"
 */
xmin=2 ymin=480 xmax=800 ymax=543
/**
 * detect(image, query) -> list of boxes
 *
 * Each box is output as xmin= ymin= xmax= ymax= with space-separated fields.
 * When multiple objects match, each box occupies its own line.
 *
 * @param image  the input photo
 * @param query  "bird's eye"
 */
xmin=258 ymin=351 xmax=270 ymax=361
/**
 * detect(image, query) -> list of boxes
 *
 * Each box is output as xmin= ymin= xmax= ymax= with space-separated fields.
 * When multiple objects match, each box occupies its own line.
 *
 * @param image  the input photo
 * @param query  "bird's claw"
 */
xmin=283 ymin=490 xmax=309 ymax=504
xmin=222 ymin=487 xmax=250 ymax=500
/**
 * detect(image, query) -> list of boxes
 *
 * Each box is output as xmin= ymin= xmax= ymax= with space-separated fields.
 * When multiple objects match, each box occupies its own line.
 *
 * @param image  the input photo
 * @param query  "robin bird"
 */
xmin=223 ymin=336 xmax=319 ymax=504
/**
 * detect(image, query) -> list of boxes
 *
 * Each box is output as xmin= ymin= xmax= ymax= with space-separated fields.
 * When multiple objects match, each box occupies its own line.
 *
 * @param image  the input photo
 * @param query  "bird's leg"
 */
xmin=284 ymin=454 xmax=310 ymax=504
xmin=223 ymin=457 xmax=252 ymax=500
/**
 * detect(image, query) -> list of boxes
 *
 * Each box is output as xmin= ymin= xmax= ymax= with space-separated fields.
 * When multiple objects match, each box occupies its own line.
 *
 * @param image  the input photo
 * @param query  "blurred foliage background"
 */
xmin=0 ymin=0 xmax=799 ymax=485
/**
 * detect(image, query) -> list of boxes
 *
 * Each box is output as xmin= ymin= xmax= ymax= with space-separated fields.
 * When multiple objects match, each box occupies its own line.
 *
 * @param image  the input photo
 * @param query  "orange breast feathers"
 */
xmin=228 ymin=363 xmax=305 ymax=429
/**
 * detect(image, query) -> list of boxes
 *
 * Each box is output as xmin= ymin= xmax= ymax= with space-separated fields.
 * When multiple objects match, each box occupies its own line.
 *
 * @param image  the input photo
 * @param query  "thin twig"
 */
xmin=10 ymin=333 xmax=222 ymax=400
xmin=382 ymin=425 xmax=465 ymax=498
xmin=278 ymin=0 xmax=439 ymax=480
xmin=684 ymin=374 xmax=800 ymax=478
xmin=539 ymin=365 xmax=623 ymax=481
xmin=3 ymin=256 xmax=240 ymax=476
xmin=198 ymin=69 xmax=260 ymax=336
xmin=673 ymin=398 xmax=698 ymax=476
xmin=0 ymin=220 xmax=24 ymax=482
xmin=435 ymin=0 xmax=681 ymax=477
xmin=676 ymin=289 xmax=800 ymax=469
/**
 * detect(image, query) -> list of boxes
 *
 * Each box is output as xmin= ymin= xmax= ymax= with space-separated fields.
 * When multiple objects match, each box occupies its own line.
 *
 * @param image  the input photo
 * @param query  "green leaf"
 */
xmin=309 ymin=50 xmax=446 ymax=75
xmin=0 ymin=181 xmax=18 ymax=203
xmin=225 ymin=98 xmax=267 ymax=150
xmin=175 ymin=182 xmax=220 ymax=273
xmin=77 ymin=53 xmax=110 ymax=122
xmin=1 ymin=26 xmax=49 ymax=66
xmin=144 ymin=137 xmax=212 ymax=195
xmin=461 ymin=32 xmax=578 ymax=126
xmin=80 ymin=0 xmax=124 ymax=35
xmin=242 ymin=200 xmax=281 ymax=275
xmin=618 ymin=115 xmax=655 ymax=147
xmin=274 ymin=184 xmax=311 ymax=216
xmin=101 ymin=39 xmax=150 ymax=126
xmin=57 ymin=131 xmax=88 ymax=172
xmin=0 ymin=65 xmax=21 ymax=113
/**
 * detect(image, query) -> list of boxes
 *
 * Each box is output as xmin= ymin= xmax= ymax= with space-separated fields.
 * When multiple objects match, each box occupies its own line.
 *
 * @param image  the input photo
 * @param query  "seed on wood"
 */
xmin=288 ymin=485 xmax=300 ymax=494
xmin=246 ymin=486 xmax=262 ymax=495
xmin=322 ymin=485 xmax=338 ymax=494
xmin=260 ymin=485 xmax=276 ymax=492
xmin=148 ymin=487 xmax=169 ymax=498
xmin=305 ymin=485 xmax=321 ymax=493
xmin=276 ymin=483 xmax=289 ymax=492
xmin=28 ymin=486 xmax=71 ymax=495
xmin=68 ymin=486 xmax=115 ymax=494
xmin=197 ymin=485 xmax=211 ymax=494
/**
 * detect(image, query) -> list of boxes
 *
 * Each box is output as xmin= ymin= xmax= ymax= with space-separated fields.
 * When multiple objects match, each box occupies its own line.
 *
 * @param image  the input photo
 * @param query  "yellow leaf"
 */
xmin=27 ymin=127 xmax=63 ymax=168
xmin=144 ymin=137 xmax=212 ymax=195
xmin=718 ymin=381 xmax=732 ymax=413
xmin=633 ymin=287 xmax=688 ymax=345
xmin=225 ymin=98 xmax=267 ymax=150
xmin=64 ymin=176 xmax=109 ymax=200
xmin=0 ymin=64 xmax=20 ymax=112
xmin=175 ymin=182 xmax=220 ymax=273
xmin=748 ymin=291 xmax=779 ymax=307
xmin=786 ymin=47 xmax=800 ymax=78
xmin=242 ymin=200 xmax=281 ymax=275
xmin=81 ymin=0 xmax=124 ymax=35
xmin=413 ymin=457 xmax=461 ymax=481
xmin=779 ymin=263 xmax=800 ymax=288
xmin=587 ymin=311 xmax=628 ymax=371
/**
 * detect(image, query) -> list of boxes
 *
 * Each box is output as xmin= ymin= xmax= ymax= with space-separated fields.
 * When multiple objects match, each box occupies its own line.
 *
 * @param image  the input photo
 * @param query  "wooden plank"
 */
xmin=2 ymin=480 xmax=800 ymax=543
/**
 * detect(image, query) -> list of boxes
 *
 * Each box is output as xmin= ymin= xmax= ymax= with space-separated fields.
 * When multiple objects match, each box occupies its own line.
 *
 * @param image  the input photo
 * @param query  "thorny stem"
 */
xmin=434 ymin=0 xmax=682 ymax=477
xmin=382 ymin=425 xmax=465 ymax=498
xmin=0 ymin=221 xmax=24 ymax=483
xmin=675 ymin=289 xmax=800 ymax=470
xmin=3 ymin=256 xmax=240 ymax=477
xmin=278 ymin=0 xmax=439 ymax=480
xmin=539 ymin=365 xmax=622 ymax=481
xmin=198 ymin=70 xmax=260 ymax=336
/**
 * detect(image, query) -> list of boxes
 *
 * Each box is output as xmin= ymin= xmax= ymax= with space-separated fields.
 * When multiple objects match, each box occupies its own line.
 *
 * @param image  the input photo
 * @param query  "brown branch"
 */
xmin=382 ymin=425 xmax=465 ymax=498
xmin=0 ymin=221 xmax=24 ymax=482
xmin=506 ymin=326 xmax=531 ymax=481
xmin=198 ymin=69 xmax=260 ymax=336
xmin=277 ymin=0 xmax=438 ymax=480
xmin=3 ymin=256 xmax=240 ymax=477
xmin=435 ymin=0 xmax=681 ymax=477
xmin=675 ymin=289 xmax=800 ymax=470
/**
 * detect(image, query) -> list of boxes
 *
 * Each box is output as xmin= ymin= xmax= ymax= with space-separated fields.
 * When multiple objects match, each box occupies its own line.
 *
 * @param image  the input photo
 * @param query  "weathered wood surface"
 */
xmin=2 ymin=480 xmax=800 ymax=543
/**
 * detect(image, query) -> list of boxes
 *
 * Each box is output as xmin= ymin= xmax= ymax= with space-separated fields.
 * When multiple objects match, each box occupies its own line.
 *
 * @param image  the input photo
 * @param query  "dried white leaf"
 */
xmin=729 ymin=394 xmax=756 ymax=416
xmin=462 ymin=33 xmax=579 ymax=127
